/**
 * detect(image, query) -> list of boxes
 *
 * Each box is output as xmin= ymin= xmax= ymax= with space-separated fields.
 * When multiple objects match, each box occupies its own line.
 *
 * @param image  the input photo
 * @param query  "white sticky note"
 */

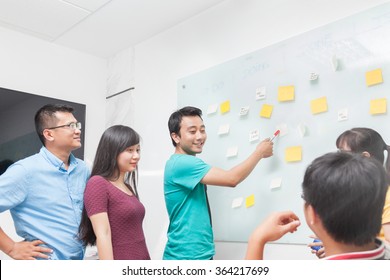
xmin=270 ymin=178 xmax=282 ymax=189
xmin=276 ymin=123 xmax=288 ymax=136
xmin=255 ymin=86 xmax=266 ymax=100
xmin=239 ymin=106 xmax=250 ymax=116
xmin=249 ymin=129 xmax=260 ymax=142
xmin=207 ymin=104 xmax=218 ymax=115
xmin=231 ymin=197 xmax=243 ymax=209
xmin=338 ymin=108 xmax=348 ymax=122
xmin=331 ymin=55 xmax=339 ymax=72
xmin=309 ymin=72 xmax=319 ymax=81
xmin=218 ymin=124 xmax=230 ymax=135
xmin=297 ymin=122 xmax=306 ymax=138
xmin=226 ymin=146 xmax=238 ymax=158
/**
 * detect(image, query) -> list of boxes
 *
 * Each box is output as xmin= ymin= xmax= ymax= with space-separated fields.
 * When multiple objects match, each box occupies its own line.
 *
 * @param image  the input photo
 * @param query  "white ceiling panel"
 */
xmin=0 ymin=0 xmax=227 ymax=57
xmin=0 ymin=0 xmax=90 ymax=40
xmin=55 ymin=0 xmax=227 ymax=57
xmin=63 ymin=0 xmax=113 ymax=12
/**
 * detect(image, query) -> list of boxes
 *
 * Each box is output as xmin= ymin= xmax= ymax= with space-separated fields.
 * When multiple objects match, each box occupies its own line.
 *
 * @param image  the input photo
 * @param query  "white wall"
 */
xmin=0 ymin=26 xmax=107 ymax=259
xmin=129 ymin=0 xmax=390 ymax=260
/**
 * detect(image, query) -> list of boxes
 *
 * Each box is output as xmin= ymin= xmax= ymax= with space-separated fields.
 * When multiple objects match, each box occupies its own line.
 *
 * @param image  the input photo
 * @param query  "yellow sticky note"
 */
xmin=245 ymin=194 xmax=255 ymax=208
xmin=278 ymin=85 xmax=295 ymax=102
xmin=220 ymin=100 xmax=230 ymax=114
xmin=260 ymin=104 xmax=273 ymax=118
xmin=285 ymin=146 xmax=302 ymax=162
xmin=366 ymin=69 xmax=383 ymax=86
xmin=310 ymin=97 xmax=328 ymax=114
xmin=370 ymin=98 xmax=387 ymax=115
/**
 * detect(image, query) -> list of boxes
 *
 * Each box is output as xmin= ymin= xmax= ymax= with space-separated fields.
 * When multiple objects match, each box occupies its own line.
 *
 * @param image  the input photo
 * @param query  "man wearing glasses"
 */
xmin=0 ymin=104 xmax=90 ymax=259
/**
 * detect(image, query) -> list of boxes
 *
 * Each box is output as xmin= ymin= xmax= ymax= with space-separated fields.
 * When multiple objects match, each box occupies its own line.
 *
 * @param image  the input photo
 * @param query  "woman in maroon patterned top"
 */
xmin=79 ymin=125 xmax=150 ymax=260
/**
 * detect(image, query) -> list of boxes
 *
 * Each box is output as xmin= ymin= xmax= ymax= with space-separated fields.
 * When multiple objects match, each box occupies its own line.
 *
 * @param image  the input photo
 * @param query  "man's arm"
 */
xmin=245 ymin=211 xmax=300 ymax=260
xmin=0 ymin=227 xmax=52 ymax=260
xmin=201 ymin=139 xmax=273 ymax=187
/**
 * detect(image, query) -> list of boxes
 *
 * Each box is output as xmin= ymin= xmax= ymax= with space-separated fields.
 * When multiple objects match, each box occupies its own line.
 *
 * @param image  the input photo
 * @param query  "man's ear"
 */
xmin=305 ymin=204 xmax=318 ymax=226
xmin=362 ymin=151 xmax=371 ymax=158
xmin=42 ymin=129 xmax=55 ymax=143
xmin=171 ymin=133 xmax=180 ymax=145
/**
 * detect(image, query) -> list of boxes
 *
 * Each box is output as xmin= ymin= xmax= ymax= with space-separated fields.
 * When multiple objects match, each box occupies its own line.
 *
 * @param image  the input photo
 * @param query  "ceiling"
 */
xmin=0 ymin=0 xmax=227 ymax=58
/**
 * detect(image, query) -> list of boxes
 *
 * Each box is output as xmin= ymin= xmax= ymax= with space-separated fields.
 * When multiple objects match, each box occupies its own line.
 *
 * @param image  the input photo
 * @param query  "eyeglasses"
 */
xmin=46 ymin=122 xmax=82 ymax=130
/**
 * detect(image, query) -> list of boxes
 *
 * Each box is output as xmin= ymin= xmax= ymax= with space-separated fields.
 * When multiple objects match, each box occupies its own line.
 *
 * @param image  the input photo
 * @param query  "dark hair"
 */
xmin=34 ymin=104 xmax=74 ymax=145
xmin=336 ymin=127 xmax=390 ymax=174
xmin=168 ymin=106 xmax=203 ymax=147
xmin=302 ymin=152 xmax=388 ymax=246
xmin=78 ymin=125 xmax=141 ymax=246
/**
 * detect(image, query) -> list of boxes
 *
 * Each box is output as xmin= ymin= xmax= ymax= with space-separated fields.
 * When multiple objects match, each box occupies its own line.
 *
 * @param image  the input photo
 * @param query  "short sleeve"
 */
xmin=0 ymin=163 xmax=29 ymax=212
xmin=171 ymin=156 xmax=211 ymax=190
xmin=83 ymin=176 xmax=109 ymax=217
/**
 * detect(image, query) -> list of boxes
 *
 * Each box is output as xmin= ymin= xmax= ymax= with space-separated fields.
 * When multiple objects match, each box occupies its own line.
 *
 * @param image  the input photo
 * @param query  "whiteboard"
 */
xmin=177 ymin=3 xmax=390 ymax=244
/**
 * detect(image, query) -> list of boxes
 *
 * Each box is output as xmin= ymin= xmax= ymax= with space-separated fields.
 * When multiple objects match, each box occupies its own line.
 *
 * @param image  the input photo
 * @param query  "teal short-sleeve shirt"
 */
xmin=163 ymin=154 xmax=214 ymax=260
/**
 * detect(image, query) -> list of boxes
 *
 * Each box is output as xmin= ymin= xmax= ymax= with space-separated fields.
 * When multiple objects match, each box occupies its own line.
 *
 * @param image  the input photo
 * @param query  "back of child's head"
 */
xmin=302 ymin=152 xmax=388 ymax=246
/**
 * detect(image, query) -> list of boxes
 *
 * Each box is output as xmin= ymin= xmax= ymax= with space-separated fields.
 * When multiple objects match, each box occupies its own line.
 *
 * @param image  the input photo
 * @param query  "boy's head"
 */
xmin=302 ymin=152 xmax=388 ymax=246
xmin=168 ymin=106 xmax=207 ymax=155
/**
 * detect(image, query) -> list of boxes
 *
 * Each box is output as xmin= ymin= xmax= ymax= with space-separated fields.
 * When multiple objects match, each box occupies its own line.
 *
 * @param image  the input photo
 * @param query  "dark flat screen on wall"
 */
xmin=0 ymin=87 xmax=86 ymax=174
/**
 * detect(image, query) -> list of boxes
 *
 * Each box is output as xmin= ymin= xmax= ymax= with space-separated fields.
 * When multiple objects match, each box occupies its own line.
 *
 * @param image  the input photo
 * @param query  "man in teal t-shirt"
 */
xmin=163 ymin=106 xmax=274 ymax=260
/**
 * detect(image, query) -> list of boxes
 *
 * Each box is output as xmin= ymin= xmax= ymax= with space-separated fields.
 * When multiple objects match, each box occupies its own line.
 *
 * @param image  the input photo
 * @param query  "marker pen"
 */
xmin=270 ymin=130 xmax=280 ymax=142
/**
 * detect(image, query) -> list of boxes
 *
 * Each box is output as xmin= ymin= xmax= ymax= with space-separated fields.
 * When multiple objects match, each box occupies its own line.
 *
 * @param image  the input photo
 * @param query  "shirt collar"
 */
xmin=40 ymin=146 xmax=78 ymax=171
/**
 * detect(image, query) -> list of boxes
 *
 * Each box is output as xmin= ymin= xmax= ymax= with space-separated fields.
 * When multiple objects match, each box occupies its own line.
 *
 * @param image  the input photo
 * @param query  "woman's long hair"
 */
xmin=78 ymin=125 xmax=141 ymax=246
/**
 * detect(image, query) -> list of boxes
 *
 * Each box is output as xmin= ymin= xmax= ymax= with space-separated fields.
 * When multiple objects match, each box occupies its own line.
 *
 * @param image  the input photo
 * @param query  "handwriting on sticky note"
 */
xmin=278 ymin=85 xmax=295 ymax=102
xmin=220 ymin=100 xmax=230 ymax=114
xmin=370 ymin=98 xmax=387 ymax=115
xmin=239 ymin=106 xmax=249 ymax=116
xmin=245 ymin=194 xmax=255 ymax=208
xmin=366 ymin=69 xmax=383 ymax=87
xmin=338 ymin=108 xmax=348 ymax=121
xmin=260 ymin=104 xmax=273 ymax=118
xmin=249 ymin=129 xmax=259 ymax=142
xmin=310 ymin=97 xmax=328 ymax=114
xmin=285 ymin=146 xmax=302 ymax=162
xmin=255 ymin=87 xmax=266 ymax=100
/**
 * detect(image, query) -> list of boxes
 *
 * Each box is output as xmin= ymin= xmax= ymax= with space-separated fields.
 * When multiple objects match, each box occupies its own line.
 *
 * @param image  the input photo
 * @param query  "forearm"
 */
xmin=245 ymin=234 xmax=266 ymax=260
xmin=96 ymin=234 xmax=114 ymax=260
xmin=228 ymin=150 xmax=264 ymax=186
xmin=0 ymin=227 xmax=15 ymax=256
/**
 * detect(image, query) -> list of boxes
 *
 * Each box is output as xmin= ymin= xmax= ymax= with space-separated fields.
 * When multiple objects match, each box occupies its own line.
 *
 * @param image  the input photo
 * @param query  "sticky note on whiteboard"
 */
xmin=220 ymin=100 xmax=231 ymax=114
xmin=231 ymin=197 xmax=243 ymax=209
xmin=370 ymin=98 xmax=387 ymax=115
xmin=255 ymin=86 xmax=266 ymax=100
xmin=310 ymin=97 xmax=328 ymax=114
xmin=245 ymin=194 xmax=255 ymax=208
xmin=207 ymin=104 xmax=218 ymax=115
xmin=249 ymin=129 xmax=259 ymax=142
xmin=226 ymin=146 xmax=238 ymax=158
xmin=278 ymin=85 xmax=295 ymax=102
xmin=338 ymin=108 xmax=348 ymax=121
xmin=270 ymin=178 xmax=282 ymax=189
xmin=239 ymin=106 xmax=250 ymax=116
xmin=260 ymin=104 xmax=273 ymax=118
xmin=366 ymin=69 xmax=383 ymax=86
xmin=285 ymin=146 xmax=302 ymax=162
xmin=276 ymin=123 xmax=288 ymax=136
xmin=218 ymin=124 xmax=230 ymax=135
